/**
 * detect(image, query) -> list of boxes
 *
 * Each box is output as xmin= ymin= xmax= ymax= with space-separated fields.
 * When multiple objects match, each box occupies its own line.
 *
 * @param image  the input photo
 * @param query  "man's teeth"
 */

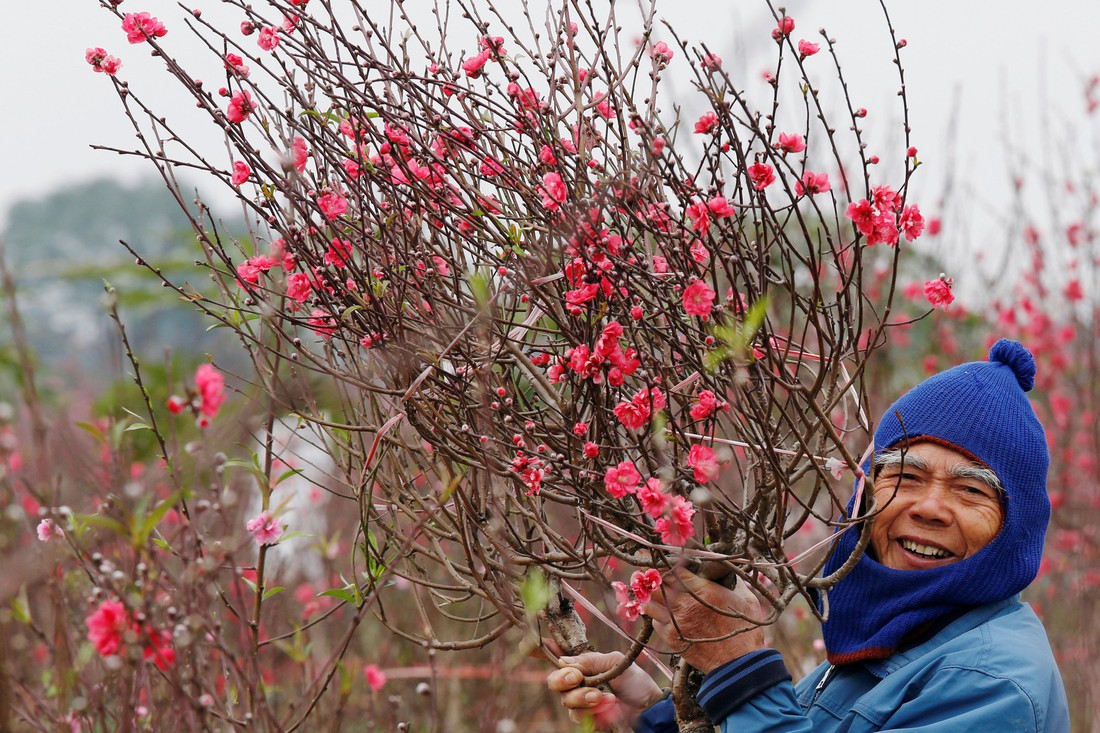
xmin=900 ymin=539 xmax=951 ymax=558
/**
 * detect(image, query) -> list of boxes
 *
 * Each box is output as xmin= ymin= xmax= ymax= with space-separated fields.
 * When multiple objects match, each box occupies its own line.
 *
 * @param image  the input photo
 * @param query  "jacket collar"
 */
xmin=861 ymin=595 xmax=1020 ymax=679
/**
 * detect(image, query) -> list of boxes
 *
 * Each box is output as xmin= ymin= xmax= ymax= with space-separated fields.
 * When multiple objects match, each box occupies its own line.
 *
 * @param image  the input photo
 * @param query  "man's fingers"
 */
xmin=667 ymin=566 xmax=716 ymax=594
xmin=535 ymin=637 xmax=564 ymax=660
xmin=558 ymin=687 xmax=613 ymax=710
xmin=546 ymin=666 xmax=585 ymax=693
xmin=643 ymin=598 xmax=670 ymax=624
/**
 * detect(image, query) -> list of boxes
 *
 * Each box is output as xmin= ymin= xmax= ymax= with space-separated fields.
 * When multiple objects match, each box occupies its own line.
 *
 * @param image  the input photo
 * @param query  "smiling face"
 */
xmin=870 ymin=442 xmax=1005 ymax=571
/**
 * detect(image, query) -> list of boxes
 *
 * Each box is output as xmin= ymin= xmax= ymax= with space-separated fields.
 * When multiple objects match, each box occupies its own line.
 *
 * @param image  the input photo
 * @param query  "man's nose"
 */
xmin=907 ymin=483 xmax=953 ymax=523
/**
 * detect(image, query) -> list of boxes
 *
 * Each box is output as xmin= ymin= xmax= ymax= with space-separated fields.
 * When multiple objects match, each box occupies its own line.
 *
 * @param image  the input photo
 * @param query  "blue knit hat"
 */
xmin=819 ymin=339 xmax=1051 ymax=664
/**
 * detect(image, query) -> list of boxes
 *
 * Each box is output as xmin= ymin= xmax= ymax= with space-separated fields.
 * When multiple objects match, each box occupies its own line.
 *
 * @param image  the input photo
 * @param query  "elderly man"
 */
xmin=548 ymin=339 xmax=1070 ymax=731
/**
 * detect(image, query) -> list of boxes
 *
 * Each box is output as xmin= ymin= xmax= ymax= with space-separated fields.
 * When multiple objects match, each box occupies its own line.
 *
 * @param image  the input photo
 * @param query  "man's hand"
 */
xmin=644 ymin=568 xmax=766 ymax=674
xmin=546 ymin=651 xmax=664 ymax=729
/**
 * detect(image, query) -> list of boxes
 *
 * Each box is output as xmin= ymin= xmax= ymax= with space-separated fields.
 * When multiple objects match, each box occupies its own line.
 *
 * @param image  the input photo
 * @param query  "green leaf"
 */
xmin=262 ymin=586 xmax=286 ymax=601
xmin=135 ymin=491 xmax=185 ymax=546
xmin=73 ymin=513 xmax=128 ymax=537
xmin=74 ymin=421 xmax=106 ymax=444
xmin=319 ymin=585 xmax=360 ymax=606
xmin=10 ymin=585 xmax=31 ymax=625
xmin=273 ymin=468 xmax=304 ymax=487
xmin=519 ymin=569 xmax=550 ymax=620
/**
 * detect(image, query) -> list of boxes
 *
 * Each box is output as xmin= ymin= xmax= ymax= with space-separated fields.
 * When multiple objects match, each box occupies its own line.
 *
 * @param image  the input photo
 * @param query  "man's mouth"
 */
xmin=898 ymin=538 xmax=953 ymax=560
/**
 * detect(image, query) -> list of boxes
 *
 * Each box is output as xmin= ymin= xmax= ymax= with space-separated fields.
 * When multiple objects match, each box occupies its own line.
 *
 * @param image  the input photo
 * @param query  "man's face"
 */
xmin=870 ymin=442 xmax=1004 ymax=571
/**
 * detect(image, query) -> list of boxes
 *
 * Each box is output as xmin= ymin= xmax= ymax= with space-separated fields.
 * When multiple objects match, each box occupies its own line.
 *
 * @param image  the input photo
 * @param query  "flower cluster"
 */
xmin=85 ymin=47 xmax=122 ymax=75
xmin=612 ymin=568 xmax=662 ymax=621
xmin=121 ymin=12 xmax=167 ymax=45
xmin=167 ymin=363 xmax=227 ymax=427
xmin=845 ymin=185 xmax=924 ymax=247
xmin=86 ymin=599 xmax=176 ymax=670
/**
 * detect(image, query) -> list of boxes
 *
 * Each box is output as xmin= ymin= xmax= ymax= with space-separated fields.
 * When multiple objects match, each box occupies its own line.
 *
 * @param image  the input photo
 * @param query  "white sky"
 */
xmin=4 ymin=0 xmax=1099 ymax=257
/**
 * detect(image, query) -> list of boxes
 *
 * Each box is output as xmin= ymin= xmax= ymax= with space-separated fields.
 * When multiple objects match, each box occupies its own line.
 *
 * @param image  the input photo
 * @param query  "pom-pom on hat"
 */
xmin=819 ymin=338 xmax=1051 ymax=664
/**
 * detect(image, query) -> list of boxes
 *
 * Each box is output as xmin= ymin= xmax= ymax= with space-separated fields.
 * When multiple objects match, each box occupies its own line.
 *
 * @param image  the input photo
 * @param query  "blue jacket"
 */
xmin=636 ymin=596 xmax=1069 ymax=732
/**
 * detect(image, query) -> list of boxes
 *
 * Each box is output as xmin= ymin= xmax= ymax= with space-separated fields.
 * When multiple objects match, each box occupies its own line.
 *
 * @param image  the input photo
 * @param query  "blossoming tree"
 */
xmin=76 ymin=0 xmax=933 ymax=727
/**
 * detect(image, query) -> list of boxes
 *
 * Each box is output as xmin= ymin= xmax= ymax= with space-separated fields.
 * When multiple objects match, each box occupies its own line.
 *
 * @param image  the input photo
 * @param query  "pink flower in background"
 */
xmin=236 ymin=254 xmax=279 ymax=284
xmin=143 ymin=629 xmax=176 ymax=671
xmin=122 ymin=13 xmax=167 ymax=44
xmin=637 ymin=478 xmax=669 ymax=518
xmin=613 ymin=400 xmax=647 ymax=430
xmin=655 ymin=496 xmax=696 ymax=546
xmin=650 ymin=41 xmax=674 ymax=64
xmin=85 ymin=47 xmax=122 ymax=75
xmin=324 ymin=237 xmax=352 ymax=267
xmin=462 ymin=49 xmax=492 ymax=78
xmin=36 ymin=518 xmax=62 ymax=542
xmin=307 ymin=309 xmax=337 ymax=337
xmin=318 ymin=191 xmax=348 ymax=219
xmin=772 ymin=16 xmax=795 ymax=40
xmin=899 ymin=204 xmax=925 ymax=241
xmin=195 ymin=363 xmax=226 ymax=417
xmin=231 ymin=160 xmax=251 ymax=186
xmin=776 ymin=132 xmax=806 ymax=154
xmin=701 ymin=54 xmax=723 ymax=71
xmin=708 ymin=196 xmax=736 ymax=218
xmin=682 ymin=280 xmax=716 ymax=318
xmin=86 ymin=600 xmax=128 ymax=657
xmin=694 ymin=111 xmax=719 ymax=135
xmin=687 ymin=444 xmax=721 ymax=483
xmin=798 ymin=39 xmax=820 ymax=57
xmin=226 ymin=90 xmax=255 ymax=123
xmin=685 ymin=201 xmax=711 ymax=236
xmin=286 ymin=272 xmax=312 ymax=302
xmin=612 ymin=581 xmax=644 ymax=621
xmin=923 ymin=276 xmax=954 ymax=309
xmin=604 ymin=461 xmax=641 ymax=498
xmin=257 ymin=26 xmax=281 ymax=51
xmin=292 ymin=137 xmax=309 ymax=172
xmin=364 ymin=664 xmax=387 ymax=691
xmin=795 ymin=170 xmax=830 ymax=196
xmin=747 ymin=163 xmax=776 ymax=190
xmin=246 ymin=511 xmax=284 ymax=546
xmin=539 ymin=172 xmax=567 ymax=211
xmin=689 ymin=390 xmax=721 ymax=420
xmin=629 ymin=569 xmax=662 ymax=605
xmin=225 ymin=53 xmax=250 ymax=77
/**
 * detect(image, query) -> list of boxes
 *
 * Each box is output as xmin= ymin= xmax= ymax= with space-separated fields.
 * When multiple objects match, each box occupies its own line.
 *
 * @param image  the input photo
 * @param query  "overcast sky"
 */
xmin=4 ymin=1 xmax=1098 ymax=247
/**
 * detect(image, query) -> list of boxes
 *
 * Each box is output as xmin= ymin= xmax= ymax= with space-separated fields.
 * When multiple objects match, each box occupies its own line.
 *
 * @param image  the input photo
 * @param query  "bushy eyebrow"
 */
xmin=873 ymin=449 xmax=1003 ymax=494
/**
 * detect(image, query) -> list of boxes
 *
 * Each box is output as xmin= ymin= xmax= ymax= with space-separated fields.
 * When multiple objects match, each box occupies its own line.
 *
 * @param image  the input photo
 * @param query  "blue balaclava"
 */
xmin=819 ymin=339 xmax=1051 ymax=664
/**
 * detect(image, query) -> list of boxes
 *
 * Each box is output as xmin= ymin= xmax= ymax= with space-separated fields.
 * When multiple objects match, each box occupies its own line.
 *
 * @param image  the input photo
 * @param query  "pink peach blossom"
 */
xmin=231 ymin=160 xmax=251 ymax=186
xmin=682 ymin=280 xmax=716 ymax=318
xmin=776 ymin=132 xmax=806 ymax=154
xmin=246 ymin=511 xmax=284 ymax=546
xmin=195 ymin=363 xmax=226 ymax=417
xmin=795 ymin=170 xmax=830 ymax=196
xmin=85 ymin=48 xmax=122 ymax=76
xmin=694 ymin=111 xmax=719 ymax=135
xmin=687 ymin=444 xmax=721 ymax=483
xmin=226 ymin=90 xmax=255 ymax=124
xmin=747 ymin=162 xmax=776 ymax=190
xmin=923 ymin=277 xmax=954 ymax=309
xmin=539 ymin=172 xmax=567 ymax=211
xmin=86 ymin=600 xmax=128 ymax=657
xmin=292 ymin=137 xmax=309 ymax=173
xmin=122 ymin=12 xmax=167 ymax=44
xmin=364 ymin=664 xmax=387 ymax=691
xmin=257 ymin=26 xmax=281 ymax=51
